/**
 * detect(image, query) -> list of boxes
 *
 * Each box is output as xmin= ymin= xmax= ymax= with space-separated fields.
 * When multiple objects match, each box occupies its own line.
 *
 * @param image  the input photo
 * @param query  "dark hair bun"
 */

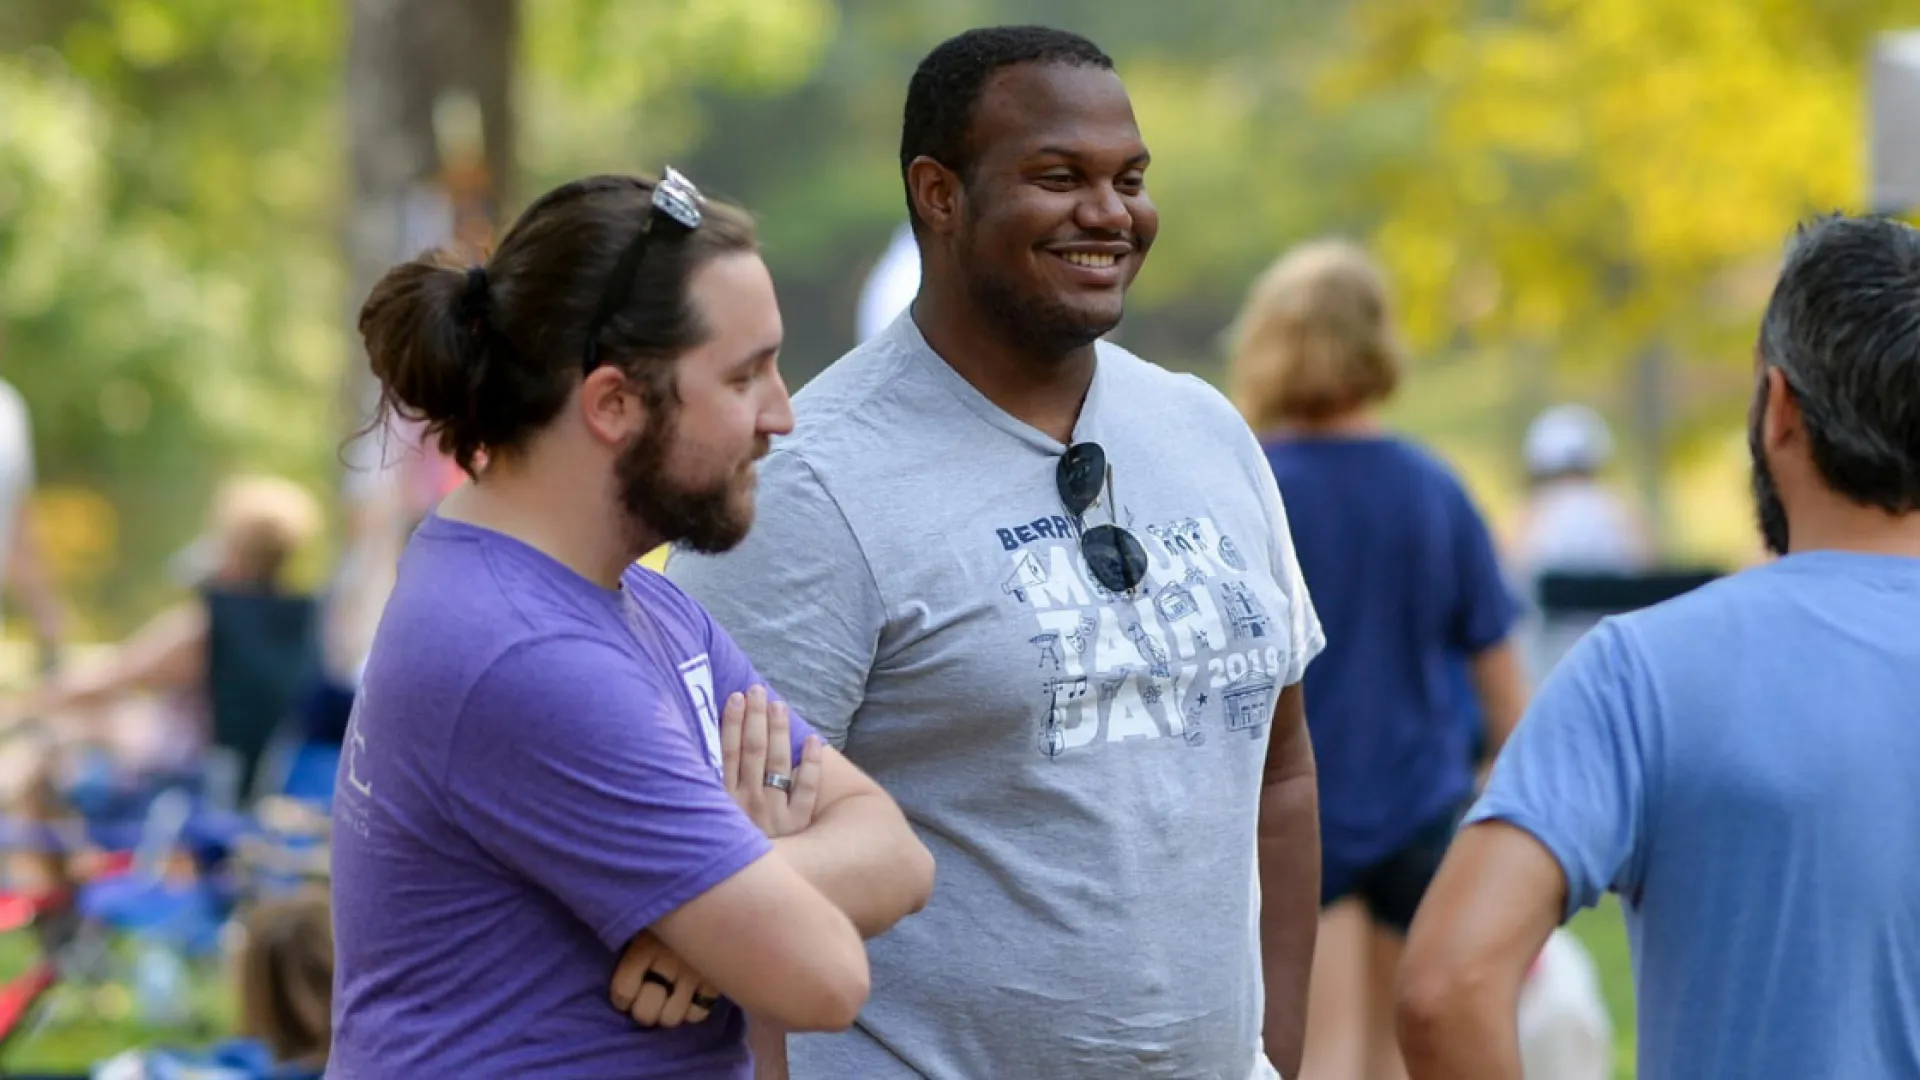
xmin=357 ymin=252 xmax=490 ymax=471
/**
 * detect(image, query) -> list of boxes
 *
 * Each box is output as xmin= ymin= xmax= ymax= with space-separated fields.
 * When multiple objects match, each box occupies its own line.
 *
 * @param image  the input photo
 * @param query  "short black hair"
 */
xmin=899 ymin=25 xmax=1114 ymax=229
xmin=1759 ymin=213 xmax=1920 ymax=512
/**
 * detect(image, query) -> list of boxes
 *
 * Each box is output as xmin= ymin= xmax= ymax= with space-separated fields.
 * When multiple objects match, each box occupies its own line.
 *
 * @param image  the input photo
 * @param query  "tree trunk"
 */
xmin=340 ymin=0 xmax=516 ymax=449
xmin=328 ymin=0 xmax=515 ymax=680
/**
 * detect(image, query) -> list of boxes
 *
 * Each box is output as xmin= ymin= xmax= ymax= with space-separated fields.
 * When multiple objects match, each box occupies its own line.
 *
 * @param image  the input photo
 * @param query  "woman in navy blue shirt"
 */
xmin=1227 ymin=239 xmax=1527 ymax=1080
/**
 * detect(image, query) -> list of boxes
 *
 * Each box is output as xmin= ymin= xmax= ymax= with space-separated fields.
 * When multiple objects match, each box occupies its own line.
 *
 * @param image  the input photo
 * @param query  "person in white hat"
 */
xmin=1507 ymin=404 xmax=1653 ymax=682
xmin=1511 ymin=404 xmax=1652 ymax=582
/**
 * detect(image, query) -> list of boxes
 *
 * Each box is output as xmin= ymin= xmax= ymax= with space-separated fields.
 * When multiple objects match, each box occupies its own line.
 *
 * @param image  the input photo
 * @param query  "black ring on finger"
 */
xmin=641 ymin=970 xmax=677 ymax=992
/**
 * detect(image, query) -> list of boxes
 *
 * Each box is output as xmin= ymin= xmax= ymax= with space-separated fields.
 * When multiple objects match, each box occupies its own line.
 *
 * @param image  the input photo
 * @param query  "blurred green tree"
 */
xmin=2 ymin=0 xmax=1909 ymax=633
xmin=0 ymin=0 xmax=830 ymax=636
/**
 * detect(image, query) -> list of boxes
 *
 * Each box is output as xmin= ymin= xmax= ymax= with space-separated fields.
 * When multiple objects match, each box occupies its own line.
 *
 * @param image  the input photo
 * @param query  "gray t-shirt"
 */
xmin=666 ymin=314 xmax=1324 ymax=1080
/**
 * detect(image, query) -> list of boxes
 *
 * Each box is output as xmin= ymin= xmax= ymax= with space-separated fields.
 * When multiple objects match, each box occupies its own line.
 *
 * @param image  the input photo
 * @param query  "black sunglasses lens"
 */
xmin=1081 ymin=524 xmax=1148 ymax=593
xmin=1056 ymin=443 xmax=1106 ymax=515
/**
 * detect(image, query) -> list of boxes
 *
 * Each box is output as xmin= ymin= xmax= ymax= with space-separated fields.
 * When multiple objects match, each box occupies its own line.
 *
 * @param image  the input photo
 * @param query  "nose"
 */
xmin=1075 ymin=181 xmax=1131 ymax=236
xmin=761 ymin=370 xmax=795 ymax=437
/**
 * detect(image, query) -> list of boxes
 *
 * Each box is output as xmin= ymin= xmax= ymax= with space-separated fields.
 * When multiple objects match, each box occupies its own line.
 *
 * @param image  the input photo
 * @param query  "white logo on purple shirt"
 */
xmin=677 ymin=654 xmax=724 ymax=777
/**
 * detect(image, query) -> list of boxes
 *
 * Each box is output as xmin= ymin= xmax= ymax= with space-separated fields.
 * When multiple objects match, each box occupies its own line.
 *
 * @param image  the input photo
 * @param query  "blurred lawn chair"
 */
xmin=0 ymin=584 xmax=325 ymax=1071
xmin=199 ymin=589 xmax=321 ymax=813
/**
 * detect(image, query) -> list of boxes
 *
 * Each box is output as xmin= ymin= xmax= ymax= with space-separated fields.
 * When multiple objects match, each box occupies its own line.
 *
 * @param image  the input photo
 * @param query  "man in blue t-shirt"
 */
xmin=1397 ymin=213 xmax=1920 ymax=1079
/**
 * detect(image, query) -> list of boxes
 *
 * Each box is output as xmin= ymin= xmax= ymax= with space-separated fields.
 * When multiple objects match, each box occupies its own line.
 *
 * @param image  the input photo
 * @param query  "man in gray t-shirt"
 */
xmin=668 ymin=26 xmax=1324 ymax=1080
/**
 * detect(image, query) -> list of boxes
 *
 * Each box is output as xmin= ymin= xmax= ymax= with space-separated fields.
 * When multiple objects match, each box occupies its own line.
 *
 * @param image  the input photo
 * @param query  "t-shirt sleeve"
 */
xmin=1444 ymin=475 xmax=1520 ymax=654
xmin=665 ymin=449 xmax=883 ymax=749
xmin=1248 ymin=434 xmax=1326 ymax=686
xmin=445 ymin=637 xmax=772 ymax=951
xmin=1461 ymin=619 xmax=1656 ymax=921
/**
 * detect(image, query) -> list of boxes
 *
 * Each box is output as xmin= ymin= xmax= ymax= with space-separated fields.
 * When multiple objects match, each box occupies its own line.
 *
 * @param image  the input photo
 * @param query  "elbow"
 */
xmin=1394 ymin=953 xmax=1487 ymax=1061
xmin=777 ymin=952 xmax=870 ymax=1033
xmin=900 ymin=839 xmax=936 ymax=917
xmin=819 ymin=958 xmax=871 ymax=1031
xmin=847 ymin=835 xmax=935 ymax=939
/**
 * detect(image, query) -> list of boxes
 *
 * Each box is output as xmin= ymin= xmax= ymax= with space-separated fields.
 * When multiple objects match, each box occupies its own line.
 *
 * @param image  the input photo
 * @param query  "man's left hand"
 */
xmin=610 ymin=931 xmax=721 ymax=1028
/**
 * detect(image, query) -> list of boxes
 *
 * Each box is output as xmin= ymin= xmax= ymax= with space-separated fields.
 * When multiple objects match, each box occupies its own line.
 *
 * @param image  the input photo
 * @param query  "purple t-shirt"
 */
xmin=329 ymin=514 xmax=814 ymax=1077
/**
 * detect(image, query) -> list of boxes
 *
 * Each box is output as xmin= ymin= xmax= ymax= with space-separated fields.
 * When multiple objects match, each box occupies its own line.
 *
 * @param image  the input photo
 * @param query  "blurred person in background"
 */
xmin=234 ymin=888 xmax=333 ymax=1076
xmin=1507 ymin=403 xmax=1654 ymax=680
xmin=3 ymin=474 xmax=321 ymax=793
xmin=0 ymin=331 xmax=68 ymax=677
xmin=287 ymin=426 xmax=467 ymax=797
xmin=1399 ymin=213 xmax=1920 ymax=1079
xmin=1509 ymin=404 xmax=1652 ymax=582
xmin=331 ymin=168 xmax=929 ymax=1077
xmin=1229 ymin=239 xmax=1528 ymax=1080
xmin=671 ymin=25 xmax=1322 ymax=1080
xmin=95 ymin=887 xmax=333 ymax=1079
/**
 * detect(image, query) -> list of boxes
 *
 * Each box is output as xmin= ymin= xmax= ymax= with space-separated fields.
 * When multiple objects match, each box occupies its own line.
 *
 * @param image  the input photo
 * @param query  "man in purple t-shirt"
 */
xmin=329 ymin=169 xmax=935 ymax=1077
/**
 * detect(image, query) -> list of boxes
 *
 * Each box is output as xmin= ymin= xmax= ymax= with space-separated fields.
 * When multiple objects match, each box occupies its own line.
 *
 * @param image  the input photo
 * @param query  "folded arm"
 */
xmin=773 ymin=746 xmax=933 ymax=938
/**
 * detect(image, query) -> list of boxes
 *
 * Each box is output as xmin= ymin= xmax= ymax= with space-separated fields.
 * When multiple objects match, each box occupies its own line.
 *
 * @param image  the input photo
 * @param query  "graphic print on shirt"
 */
xmin=996 ymin=513 xmax=1284 ymax=759
xmin=620 ymin=593 xmax=727 ymax=781
xmin=678 ymin=655 xmax=724 ymax=778
xmin=336 ymin=687 xmax=374 ymax=839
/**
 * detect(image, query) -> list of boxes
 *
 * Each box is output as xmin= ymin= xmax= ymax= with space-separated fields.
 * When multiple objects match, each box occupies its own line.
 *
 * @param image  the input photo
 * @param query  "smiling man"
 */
xmin=667 ymin=25 xmax=1323 ymax=1080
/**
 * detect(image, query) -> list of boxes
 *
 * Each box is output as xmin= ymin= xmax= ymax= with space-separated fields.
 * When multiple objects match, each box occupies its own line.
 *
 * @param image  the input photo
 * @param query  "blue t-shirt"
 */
xmin=1263 ymin=435 xmax=1516 ymax=872
xmin=1468 ymin=551 xmax=1920 ymax=1079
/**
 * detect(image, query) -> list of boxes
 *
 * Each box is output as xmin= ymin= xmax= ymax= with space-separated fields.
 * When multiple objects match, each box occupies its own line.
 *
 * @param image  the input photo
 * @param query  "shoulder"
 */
xmin=621 ymin=563 xmax=716 ymax=643
xmin=1100 ymin=341 xmax=1272 ymax=481
xmin=1101 ymin=339 xmax=1245 ymax=426
xmin=454 ymin=632 xmax=676 ymax=747
xmin=1539 ymin=569 xmax=1784 ymax=719
xmin=1347 ymin=435 xmax=1470 ymax=494
xmin=779 ymin=332 xmax=922 ymax=462
xmin=1600 ymin=564 xmax=1776 ymax=659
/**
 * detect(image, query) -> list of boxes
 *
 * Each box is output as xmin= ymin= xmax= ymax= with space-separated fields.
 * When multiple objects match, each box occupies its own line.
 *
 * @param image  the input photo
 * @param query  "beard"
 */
xmin=614 ymin=403 xmax=756 ymax=555
xmin=956 ymin=201 xmax=1123 ymax=356
xmin=1748 ymin=379 xmax=1791 ymax=557
xmin=963 ymin=263 xmax=1117 ymax=357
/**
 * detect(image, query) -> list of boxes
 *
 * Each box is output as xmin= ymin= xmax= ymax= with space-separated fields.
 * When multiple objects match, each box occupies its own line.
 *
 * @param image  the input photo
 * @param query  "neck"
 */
xmin=438 ymin=450 xmax=648 ymax=590
xmin=912 ymin=283 xmax=1096 ymax=445
xmin=1787 ymin=495 xmax=1920 ymax=560
xmin=1278 ymin=407 xmax=1383 ymax=438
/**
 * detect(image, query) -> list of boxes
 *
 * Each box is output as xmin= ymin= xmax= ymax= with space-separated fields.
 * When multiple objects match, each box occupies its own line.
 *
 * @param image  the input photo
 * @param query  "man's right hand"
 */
xmin=722 ymin=685 xmax=822 ymax=838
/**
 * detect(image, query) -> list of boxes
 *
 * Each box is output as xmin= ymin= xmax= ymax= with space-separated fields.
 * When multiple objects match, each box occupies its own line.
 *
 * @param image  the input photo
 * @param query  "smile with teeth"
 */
xmin=1058 ymin=251 xmax=1120 ymax=269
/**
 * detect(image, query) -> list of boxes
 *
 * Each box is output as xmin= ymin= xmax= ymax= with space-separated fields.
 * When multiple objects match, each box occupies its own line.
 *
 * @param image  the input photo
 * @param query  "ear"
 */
xmin=1760 ymin=366 xmax=1801 ymax=452
xmin=906 ymin=156 xmax=964 ymax=237
xmin=577 ymin=366 xmax=648 ymax=447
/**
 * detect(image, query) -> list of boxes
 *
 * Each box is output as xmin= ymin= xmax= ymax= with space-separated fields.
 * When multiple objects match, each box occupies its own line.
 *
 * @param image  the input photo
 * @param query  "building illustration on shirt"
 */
xmin=998 ymin=511 xmax=1284 ymax=759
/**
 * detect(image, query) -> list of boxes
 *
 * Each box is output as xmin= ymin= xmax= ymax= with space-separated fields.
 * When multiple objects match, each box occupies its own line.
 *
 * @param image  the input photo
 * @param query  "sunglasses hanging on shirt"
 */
xmin=1055 ymin=441 xmax=1149 ymax=597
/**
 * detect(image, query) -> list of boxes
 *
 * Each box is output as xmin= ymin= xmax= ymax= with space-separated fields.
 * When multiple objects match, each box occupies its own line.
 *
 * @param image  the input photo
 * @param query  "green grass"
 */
xmin=1569 ymin=897 xmax=1637 ymax=1079
xmin=0 ymin=933 xmax=234 ymax=1074
xmin=0 ymin=909 xmax=1642 ymax=1075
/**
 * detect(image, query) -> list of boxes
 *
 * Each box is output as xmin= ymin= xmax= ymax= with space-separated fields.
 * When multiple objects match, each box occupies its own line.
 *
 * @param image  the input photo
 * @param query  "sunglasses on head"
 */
xmin=1055 ymin=442 xmax=1149 ymax=596
xmin=581 ymin=166 xmax=705 ymax=374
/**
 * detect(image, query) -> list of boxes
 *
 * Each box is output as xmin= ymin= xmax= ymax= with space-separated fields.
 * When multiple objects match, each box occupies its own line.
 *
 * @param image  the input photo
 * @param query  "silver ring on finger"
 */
xmin=763 ymin=771 xmax=793 ymax=792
